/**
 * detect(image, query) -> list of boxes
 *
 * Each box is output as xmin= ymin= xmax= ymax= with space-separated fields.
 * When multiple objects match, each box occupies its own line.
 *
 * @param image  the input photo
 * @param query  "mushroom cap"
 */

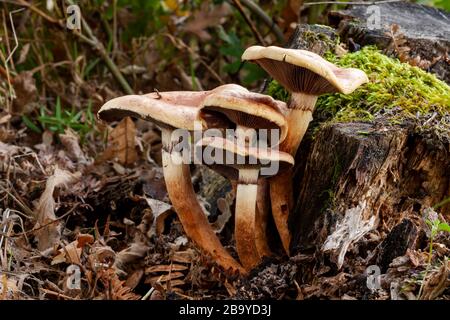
xmin=98 ymin=91 xmax=206 ymax=130
xmin=242 ymin=45 xmax=368 ymax=95
xmin=199 ymin=85 xmax=289 ymax=143
xmin=196 ymin=136 xmax=294 ymax=180
xmin=98 ymin=85 xmax=241 ymax=130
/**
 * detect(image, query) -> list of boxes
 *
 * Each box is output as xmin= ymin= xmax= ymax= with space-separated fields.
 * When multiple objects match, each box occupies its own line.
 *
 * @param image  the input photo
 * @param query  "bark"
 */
xmin=290 ymin=122 xmax=450 ymax=253
xmin=328 ymin=1 xmax=450 ymax=83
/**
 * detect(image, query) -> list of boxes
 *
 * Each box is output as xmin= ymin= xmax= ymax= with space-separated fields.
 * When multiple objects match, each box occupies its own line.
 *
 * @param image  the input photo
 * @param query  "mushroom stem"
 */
xmin=235 ymin=168 xmax=261 ymax=270
xmin=270 ymin=92 xmax=318 ymax=254
xmin=160 ymin=128 xmax=245 ymax=274
xmin=255 ymin=178 xmax=272 ymax=257
xmin=230 ymin=175 xmax=271 ymax=259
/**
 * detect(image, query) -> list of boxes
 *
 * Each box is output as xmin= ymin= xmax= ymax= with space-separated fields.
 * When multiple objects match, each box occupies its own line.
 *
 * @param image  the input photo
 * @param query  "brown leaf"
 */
xmin=100 ymin=117 xmax=138 ymax=166
xmin=183 ymin=2 xmax=231 ymax=41
xmin=59 ymin=129 xmax=88 ymax=163
xmin=34 ymin=168 xmax=81 ymax=251
xmin=144 ymin=197 xmax=173 ymax=236
xmin=125 ymin=269 xmax=144 ymax=290
xmin=17 ymin=43 xmax=31 ymax=65
xmin=12 ymin=71 xmax=38 ymax=114
xmin=421 ymin=261 xmax=450 ymax=300
xmin=146 ymin=272 xmax=185 ymax=283
xmin=77 ymin=233 xmax=95 ymax=248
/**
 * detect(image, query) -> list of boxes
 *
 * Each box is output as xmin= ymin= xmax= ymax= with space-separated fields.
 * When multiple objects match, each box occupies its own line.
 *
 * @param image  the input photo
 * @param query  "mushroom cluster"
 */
xmin=97 ymin=46 xmax=368 ymax=274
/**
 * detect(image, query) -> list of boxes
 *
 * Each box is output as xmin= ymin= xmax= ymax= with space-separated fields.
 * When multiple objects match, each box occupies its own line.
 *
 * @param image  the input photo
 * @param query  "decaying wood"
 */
xmin=328 ymin=2 xmax=450 ymax=83
xmin=290 ymin=122 xmax=450 ymax=256
xmin=283 ymin=15 xmax=450 ymax=272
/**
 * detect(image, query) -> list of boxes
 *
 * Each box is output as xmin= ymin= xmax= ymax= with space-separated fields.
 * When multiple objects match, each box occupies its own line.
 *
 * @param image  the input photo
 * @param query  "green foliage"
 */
xmin=417 ymin=207 xmax=450 ymax=299
xmin=22 ymin=98 xmax=96 ymax=142
xmin=267 ymin=80 xmax=290 ymax=102
xmin=218 ymin=26 xmax=266 ymax=85
xmin=268 ymin=47 xmax=450 ymax=125
xmin=415 ymin=0 xmax=450 ymax=12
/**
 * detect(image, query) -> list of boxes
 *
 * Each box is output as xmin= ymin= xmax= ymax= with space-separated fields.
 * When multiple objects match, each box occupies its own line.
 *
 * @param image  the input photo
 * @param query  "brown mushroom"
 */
xmin=197 ymin=86 xmax=289 ymax=261
xmin=242 ymin=46 xmax=368 ymax=253
xmin=196 ymin=136 xmax=294 ymax=271
xmin=98 ymin=88 xmax=245 ymax=274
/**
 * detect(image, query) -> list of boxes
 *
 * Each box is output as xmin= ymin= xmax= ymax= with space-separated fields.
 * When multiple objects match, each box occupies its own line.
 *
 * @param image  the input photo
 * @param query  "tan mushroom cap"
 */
xmin=242 ymin=45 xmax=368 ymax=95
xmin=196 ymin=136 xmax=294 ymax=180
xmin=97 ymin=84 xmax=243 ymax=130
xmin=199 ymin=85 xmax=289 ymax=143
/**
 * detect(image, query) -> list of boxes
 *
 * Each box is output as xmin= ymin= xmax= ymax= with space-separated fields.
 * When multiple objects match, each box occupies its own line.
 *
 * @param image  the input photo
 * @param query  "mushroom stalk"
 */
xmin=269 ymin=92 xmax=317 ymax=254
xmin=255 ymin=178 xmax=272 ymax=257
xmin=235 ymin=168 xmax=261 ymax=270
xmin=160 ymin=128 xmax=245 ymax=274
xmin=234 ymin=125 xmax=268 ymax=269
xmin=281 ymin=93 xmax=317 ymax=155
xmin=231 ymin=177 xmax=272 ymax=259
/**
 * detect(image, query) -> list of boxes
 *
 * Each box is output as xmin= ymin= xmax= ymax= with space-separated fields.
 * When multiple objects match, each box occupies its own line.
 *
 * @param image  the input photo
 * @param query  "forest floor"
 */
xmin=0 ymin=1 xmax=449 ymax=300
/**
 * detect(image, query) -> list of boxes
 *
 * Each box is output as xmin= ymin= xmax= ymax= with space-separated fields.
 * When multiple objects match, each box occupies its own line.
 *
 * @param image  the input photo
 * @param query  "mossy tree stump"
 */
xmin=283 ymin=19 xmax=449 ymax=271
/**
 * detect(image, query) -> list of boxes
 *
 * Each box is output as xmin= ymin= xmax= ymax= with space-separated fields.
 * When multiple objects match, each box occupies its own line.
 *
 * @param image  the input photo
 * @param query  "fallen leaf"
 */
xmin=144 ymin=197 xmax=173 ymax=236
xmin=114 ymin=242 xmax=149 ymax=274
xmin=125 ymin=269 xmax=144 ymax=290
xmin=59 ymin=129 xmax=88 ymax=163
xmin=34 ymin=168 xmax=81 ymax=251
xmin=421 ymin=260 xmax=450 ymax=300
xmin=17 ymin=43 xmax=31 ymax=65
xmin=183 ymin=2 xmax=231 ymax=41
xmin=12 ymin=71 xmax=38 ymax=114
xmin=100 ymin=117 xmax=138 ymax=166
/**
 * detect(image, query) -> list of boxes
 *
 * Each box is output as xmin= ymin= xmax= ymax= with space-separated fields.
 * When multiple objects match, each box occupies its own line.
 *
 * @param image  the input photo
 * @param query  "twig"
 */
xmin=5 ymin=8 xmax=25 ymax=66
xmin=0 ymin=184 xmax=34 ymax=218
xmin=14 ymin=0 xmax=133 ymax=95
xmin=238 ymin=0 xmax=284 ymax=43
xmin=303 ymin=0 xmax=403 ymax=6
xmin=40 ymin=288 xmax=77 ymax=300
xmin=164 ymin=33 xmax=225 ymax=85
xmin=79 ymin=16 xmax=133 ymax=94
xmin=231 ymin=0 xmax=267 ymax=45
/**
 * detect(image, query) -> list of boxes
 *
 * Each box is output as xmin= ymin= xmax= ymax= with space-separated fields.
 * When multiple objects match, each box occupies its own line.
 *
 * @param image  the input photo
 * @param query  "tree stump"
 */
xmin=291 ymin=122 xmax=449 ymax=252
xmin=328 ymin=1 xmax=450 ymax=83
xmin=285 ymin=15 xmax=449 ymax=264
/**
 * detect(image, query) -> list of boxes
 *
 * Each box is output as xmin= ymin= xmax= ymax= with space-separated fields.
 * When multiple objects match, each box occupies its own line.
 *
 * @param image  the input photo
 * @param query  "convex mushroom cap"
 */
xmin=198 ymin=85 xmax=288 ymax=145
xmin=196 ymin=136 xmax=294 ymax=180
xmin=242 ymin=45 xmax=368 ymax=97
xmin=98 ymin=84 xmax=244 ymax=129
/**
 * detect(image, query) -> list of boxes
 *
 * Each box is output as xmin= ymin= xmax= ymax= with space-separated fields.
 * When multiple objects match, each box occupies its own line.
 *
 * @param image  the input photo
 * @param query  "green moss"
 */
xmin=268 ymin=47 xmax=450 ymax=125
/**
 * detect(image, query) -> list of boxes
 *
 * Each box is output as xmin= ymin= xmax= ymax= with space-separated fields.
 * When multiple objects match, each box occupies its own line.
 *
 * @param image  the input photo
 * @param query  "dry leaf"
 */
xmin=183 ymin=2 xmax=231 ymax=41
xmin=125 ymin=269 xmax=144 ymax=290
xmin=17 ymin=43 xmax=31 ymax=65
xmin=114 ymin=242 xmax=149 ymax=273
xmin=34 ymin=168 xmax=81 ymax=251
xmin=144 ymin=197 xmax=173 ymax=236
xmin=59 ymin=129 xmax=88 ymax=163
xmin=421 ymin=260 xmax=450 ymax=300
xmin=147 ymin=272 xmax=185 ymax=283
xmin=12 ymin=71 xmax=38 ymax=114
xmin=100 ymin=117 xmax=138 ymax=166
